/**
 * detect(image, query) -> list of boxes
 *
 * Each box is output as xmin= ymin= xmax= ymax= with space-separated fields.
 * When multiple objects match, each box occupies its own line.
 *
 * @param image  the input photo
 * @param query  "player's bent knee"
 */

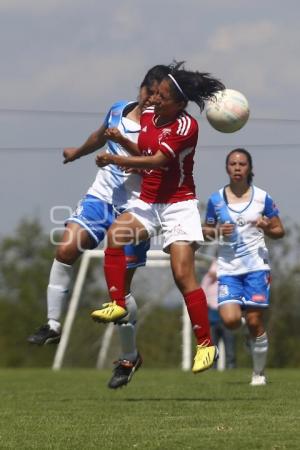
xmin=123 ymin=293 xmax=137 ymax=324
xmin=107 ymin=227 xmax=128 ymax=248
xmin=222 ymin=315 xmax=242 ymax=330
xmin=56 ymin=244 xmax=80 ymax=265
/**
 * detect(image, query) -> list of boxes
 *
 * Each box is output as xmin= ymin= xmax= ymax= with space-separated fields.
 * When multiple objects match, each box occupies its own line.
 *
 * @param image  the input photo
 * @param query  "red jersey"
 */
xmin=138 ymin=108 xmax=198 ymax=203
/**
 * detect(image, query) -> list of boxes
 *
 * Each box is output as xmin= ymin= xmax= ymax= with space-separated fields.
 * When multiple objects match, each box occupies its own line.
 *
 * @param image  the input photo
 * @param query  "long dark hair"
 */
xmin=140 ymin=64 xmax=173 ymax=89
xmin=166 ymin=62 xmax=225 ymax=111
xmin=226 ymin=148 xmax=254 ymax=184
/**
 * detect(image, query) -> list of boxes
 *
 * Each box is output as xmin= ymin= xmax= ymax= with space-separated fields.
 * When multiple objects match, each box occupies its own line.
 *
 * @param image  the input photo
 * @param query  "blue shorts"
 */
xmin=66 ymin=194 xmax=149 ymax=269
xmin=218 ymin=270 xmax=271 ymax=309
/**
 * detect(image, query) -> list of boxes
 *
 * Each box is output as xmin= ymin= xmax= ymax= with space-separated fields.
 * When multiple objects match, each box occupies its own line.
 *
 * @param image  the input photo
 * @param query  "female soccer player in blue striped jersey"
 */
xmin=28 ymin=64 xmax=172 ymax=389
xmin=203 ymin=148 xmax=285 ymax=385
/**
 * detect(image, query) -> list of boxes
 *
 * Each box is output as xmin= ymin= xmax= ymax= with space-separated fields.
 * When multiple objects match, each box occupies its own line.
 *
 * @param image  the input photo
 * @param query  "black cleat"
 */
xmin=27 ymin=324 xmax=61 ymax=345
xmin=108 ymin=353 xmax=142 ymax=389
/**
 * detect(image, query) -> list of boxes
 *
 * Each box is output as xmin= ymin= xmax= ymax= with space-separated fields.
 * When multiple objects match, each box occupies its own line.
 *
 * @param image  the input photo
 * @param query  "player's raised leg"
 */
xmin=91 ymin=213 xmax=149 ymax=323
xmin=28 ymin=222 xmax=93 ymax=345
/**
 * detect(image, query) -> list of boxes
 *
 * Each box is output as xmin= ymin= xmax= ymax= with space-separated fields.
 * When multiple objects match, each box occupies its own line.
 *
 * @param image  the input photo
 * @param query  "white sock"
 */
xmin=117 ymin=293 xmax=138 ymax=361
xmin=48 ymin=319 xmax=61 ymax=333
xmin=47 ymin=259 xmax=73 ymax=324
xmin=240 ymin=316 xmax=246 ymax=327
xmin=251 ymin=332 xmax=268 ymax=375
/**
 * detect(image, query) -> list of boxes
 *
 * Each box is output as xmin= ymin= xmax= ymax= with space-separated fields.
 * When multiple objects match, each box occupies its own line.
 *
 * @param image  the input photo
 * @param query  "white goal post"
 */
xmin=52 ymin=249 xmax=215 ymax=371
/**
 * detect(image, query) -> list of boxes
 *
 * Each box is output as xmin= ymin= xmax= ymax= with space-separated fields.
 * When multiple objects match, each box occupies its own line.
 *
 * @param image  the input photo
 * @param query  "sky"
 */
xmin=1 ymin=0 xmax=299 ymax=237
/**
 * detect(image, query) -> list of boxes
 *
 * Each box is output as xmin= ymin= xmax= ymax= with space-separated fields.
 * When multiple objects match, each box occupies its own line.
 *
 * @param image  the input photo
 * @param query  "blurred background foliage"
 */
xmin=0 ymin=218 xmax=299 ymax=369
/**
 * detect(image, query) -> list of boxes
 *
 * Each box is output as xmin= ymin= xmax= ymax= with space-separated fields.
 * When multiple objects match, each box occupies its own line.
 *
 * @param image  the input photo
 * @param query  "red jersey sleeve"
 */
xmin=158 ymin=112 xmax=198 ymax=159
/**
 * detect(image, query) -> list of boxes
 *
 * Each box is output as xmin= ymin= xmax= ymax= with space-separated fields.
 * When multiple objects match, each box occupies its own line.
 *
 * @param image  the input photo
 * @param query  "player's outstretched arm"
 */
xmin=95 ymin=150 xmax=169 ymax=169
xmin=63 ymin=124 xmax=107 ymax=164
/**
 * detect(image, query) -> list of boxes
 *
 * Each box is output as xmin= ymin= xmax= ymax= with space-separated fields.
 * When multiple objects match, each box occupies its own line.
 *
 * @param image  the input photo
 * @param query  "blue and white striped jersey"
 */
xmin=87 ymin=100 xmax=141 ymax=207
xmin=205 ymin=185 xmax=280 ymax=276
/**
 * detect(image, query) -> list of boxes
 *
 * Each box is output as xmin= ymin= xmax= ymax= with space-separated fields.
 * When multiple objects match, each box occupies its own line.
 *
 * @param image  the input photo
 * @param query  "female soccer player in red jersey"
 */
xmin=92 ymin=64 xmax=225 ymax=373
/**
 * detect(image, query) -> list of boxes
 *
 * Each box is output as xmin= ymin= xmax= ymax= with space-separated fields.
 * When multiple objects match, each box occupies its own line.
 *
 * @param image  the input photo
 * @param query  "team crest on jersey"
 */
xmin=158 ymin=128 xmax=172 ymax=144
xmin=236 ymin=215 xmax=246 ymax=227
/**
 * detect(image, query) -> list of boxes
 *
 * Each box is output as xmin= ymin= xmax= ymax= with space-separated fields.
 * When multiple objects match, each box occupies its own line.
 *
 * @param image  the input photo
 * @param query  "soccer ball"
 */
xmin=206 ymin=89 xmax=250 ymax=133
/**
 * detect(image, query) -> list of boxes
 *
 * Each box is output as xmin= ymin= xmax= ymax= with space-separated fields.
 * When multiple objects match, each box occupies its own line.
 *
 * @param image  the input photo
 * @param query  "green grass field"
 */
xmin=0 ymin=368 xmax=299 ymax=449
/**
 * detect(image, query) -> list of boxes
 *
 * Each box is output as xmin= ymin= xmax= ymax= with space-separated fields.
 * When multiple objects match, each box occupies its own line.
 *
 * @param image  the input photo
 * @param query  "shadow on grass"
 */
xmin=116 ymin=397 xmax=267 ymax=402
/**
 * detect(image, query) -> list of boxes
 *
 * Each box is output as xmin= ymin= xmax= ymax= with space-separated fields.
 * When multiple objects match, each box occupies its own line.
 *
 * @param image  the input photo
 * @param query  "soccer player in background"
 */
xmin=28 ymin=64 xmax=172 ymax=389
xmin=201 ymin=259 xmax=236 ymax=369
xmin=91 ymin=64 xmax=225 ymax=373
xmin=203 ymin=148 xmax=284 ymax=385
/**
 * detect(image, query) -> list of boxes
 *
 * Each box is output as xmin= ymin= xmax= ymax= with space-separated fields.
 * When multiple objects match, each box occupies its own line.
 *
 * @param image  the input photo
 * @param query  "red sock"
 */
xmin=183 ymin=288 xmax=212 ymax=346
xmin=104 ymin=247 xmax=126 ymax=308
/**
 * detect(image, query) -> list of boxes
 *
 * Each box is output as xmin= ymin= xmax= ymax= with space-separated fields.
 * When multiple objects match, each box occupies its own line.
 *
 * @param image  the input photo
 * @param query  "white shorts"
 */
xmin=126 ymin=198 xmax=204 ymax=253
